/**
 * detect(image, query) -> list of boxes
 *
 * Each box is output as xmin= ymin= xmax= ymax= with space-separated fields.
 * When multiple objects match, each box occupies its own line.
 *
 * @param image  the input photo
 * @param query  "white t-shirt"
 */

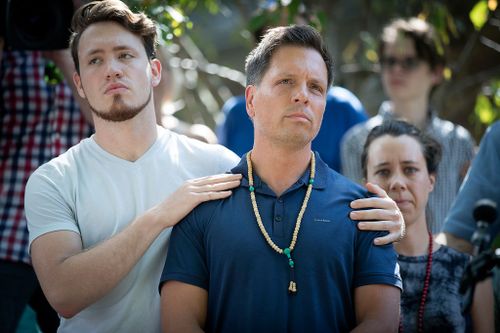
xmin=25 ymin=126 xmax=239 ymax=333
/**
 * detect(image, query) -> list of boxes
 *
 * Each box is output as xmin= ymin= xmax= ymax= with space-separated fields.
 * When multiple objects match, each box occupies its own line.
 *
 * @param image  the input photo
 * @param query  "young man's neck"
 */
xmin=391 ymin=96 xmax=429 ymax=130
xmin=250 ymin=142 xmax=312 ymax=197
xmin=92 ymin=106 xmax=158 ymax=162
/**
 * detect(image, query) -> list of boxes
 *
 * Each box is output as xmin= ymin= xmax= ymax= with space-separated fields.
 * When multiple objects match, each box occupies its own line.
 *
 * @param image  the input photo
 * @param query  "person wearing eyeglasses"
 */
xmin=340 ymin=17 xmax=475 ymax=235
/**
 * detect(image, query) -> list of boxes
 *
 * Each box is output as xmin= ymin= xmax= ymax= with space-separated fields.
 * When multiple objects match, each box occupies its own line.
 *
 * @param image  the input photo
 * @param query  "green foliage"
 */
xmin=474 ymin=79 xmax=500 ymax=126
xmin=470 ymin=0 xmax=490 ymax=30
xmin=123 ymin=0 xmax=220 ymax=43
xmin=44 ymin=62 xmax=64 ymax=85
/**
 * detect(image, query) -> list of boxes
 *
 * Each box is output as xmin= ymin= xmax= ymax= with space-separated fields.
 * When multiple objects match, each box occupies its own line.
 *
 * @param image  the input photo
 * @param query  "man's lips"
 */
xmin=104 ymin=83 xmax=128 ymax=94
xmin=285 ymin=112 xmax=311 ymax=122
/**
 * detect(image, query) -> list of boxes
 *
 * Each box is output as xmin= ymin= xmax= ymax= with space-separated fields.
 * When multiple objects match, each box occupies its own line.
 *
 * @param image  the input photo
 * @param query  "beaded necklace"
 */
xmin=399 ymin=230 xmax=433 ymax=333
xmin=246 ymin=151 xmax=315 ymax=294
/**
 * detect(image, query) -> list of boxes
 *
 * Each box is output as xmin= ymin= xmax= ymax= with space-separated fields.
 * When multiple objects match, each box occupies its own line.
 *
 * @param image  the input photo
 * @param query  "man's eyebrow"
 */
xmin=84 ymin=45 xmax=134 ymax=57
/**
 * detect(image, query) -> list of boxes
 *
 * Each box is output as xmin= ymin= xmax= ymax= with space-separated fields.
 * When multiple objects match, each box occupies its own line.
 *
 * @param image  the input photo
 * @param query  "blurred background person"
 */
xmin=0 ymin=0 xmax=93 ymax=331
xmin=361 ymin=120 xmax=493 ymax=333
xmin=217 ymin=6 xmax=368 ymax=172
xmin=341 ymin=17 xmax=475 ymax=234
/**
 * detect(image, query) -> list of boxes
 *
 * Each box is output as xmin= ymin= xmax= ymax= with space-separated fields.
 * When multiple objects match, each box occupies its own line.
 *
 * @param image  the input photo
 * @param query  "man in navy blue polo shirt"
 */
xmin=160 ymin=25 xmax=402 ymax=333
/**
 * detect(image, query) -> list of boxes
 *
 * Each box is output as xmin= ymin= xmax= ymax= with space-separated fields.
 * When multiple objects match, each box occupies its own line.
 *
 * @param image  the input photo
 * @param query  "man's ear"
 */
xmin=431 ymin=65 xmax=444 ymax=86
xmin=150 ymin=58 xmax=162 ymax=87
xmin=73 ymin=72 xmax=86 ymax=99
xmin=245 ymin=85 xmax=256 ymax=119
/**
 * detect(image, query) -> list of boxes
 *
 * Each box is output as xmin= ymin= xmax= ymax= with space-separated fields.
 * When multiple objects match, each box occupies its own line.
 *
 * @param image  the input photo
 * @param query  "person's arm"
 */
xmin=351 ymin=284 xmax=400 ymax=333
xmin=42 ymin=49 xmax=94 ymax=124
xmin=436 ymin=232 xmax=473 ymax=254
xmin=161 ymin=281 xmax=207 ymax=333
xmin=349 ymin=182 xmax=405 ymax=245
xmin=471 ymin=277 xmax=495 ymax=333
xmin=29 ymin=173 xmax=241 ymax=318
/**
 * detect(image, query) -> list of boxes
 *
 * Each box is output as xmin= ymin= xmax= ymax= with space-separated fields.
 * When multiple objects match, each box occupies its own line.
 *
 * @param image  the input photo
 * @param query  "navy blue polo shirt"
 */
xmin=160 ymin=152 xmax=402 ymax=333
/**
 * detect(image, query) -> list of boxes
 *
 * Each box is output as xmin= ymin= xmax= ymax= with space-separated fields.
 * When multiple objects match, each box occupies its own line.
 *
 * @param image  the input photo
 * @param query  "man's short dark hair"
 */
xmin=245 ymin=25 xmax=333 ymax=88
xmin=69 ymin=0 xmax=158 ymax=73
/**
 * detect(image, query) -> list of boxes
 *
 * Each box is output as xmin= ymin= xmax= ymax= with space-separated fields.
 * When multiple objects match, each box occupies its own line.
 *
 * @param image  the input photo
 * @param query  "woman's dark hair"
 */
xmin=361 ymin=120 xmax=442 ymax=177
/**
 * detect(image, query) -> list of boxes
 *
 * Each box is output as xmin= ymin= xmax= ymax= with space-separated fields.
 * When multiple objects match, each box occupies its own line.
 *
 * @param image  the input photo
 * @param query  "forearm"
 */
xmin=33 ymin=209 xmax=165 ymax=317
xmin=436 ymin=232 xmax=473 ymax=254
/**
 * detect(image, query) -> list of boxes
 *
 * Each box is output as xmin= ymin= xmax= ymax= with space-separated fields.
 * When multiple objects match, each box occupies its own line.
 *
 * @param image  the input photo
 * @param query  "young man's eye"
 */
xmin=119 ymin=53 xmax=133 ymax=59
xmin=279 ymin=79 xmax=292 ymax=84
xmin=88 ymin=58 xmax=101 ymax=65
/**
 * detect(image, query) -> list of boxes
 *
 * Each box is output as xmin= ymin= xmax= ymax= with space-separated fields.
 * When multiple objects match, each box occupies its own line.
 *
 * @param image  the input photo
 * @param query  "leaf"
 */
xmin=475 ymin=94 xmax=495 ymax=124
xmin=470 ymin=1 xmax=490 ymax=30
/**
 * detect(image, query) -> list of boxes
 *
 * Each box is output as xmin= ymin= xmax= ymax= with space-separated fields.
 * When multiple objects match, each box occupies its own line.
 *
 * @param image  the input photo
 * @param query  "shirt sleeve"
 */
xmin=159 ymin=209 xmax=209 ymax=292
xmin=25 ymin=165 xmax=80 ymax=248
xmin=354 ymin=229 xmax=403 ymax=290
xmin=443 ymin=121 xmax=500 ymax=241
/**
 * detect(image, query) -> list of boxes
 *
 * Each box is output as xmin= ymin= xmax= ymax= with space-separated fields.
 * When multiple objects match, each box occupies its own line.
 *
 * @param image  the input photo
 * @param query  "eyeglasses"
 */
xmin=380 ymin=56 xmax=421 ymax=71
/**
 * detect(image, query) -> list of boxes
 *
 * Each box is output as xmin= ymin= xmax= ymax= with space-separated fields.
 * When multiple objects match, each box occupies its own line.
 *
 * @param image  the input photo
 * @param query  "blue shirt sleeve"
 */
xmin=443 ymin=121 xmax=500 ymax=241
xmin=354 ymin=229 xmax=402 ymax=290
xmin=160 ymin=210 xmax=209 ymax=292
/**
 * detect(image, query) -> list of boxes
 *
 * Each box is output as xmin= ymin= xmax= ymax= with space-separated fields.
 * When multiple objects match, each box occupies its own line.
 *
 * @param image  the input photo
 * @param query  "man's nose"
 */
xmin=292 ymin=84 xmax=309 ymax=104
xmin=105 ymin=59 xmax=123 ymax=79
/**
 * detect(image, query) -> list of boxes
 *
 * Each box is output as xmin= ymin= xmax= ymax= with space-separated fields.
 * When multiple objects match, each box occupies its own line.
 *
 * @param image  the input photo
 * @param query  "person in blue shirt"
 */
xmin=160 ymin=25 xmax=402 ymax=333
xmin=218 ymin=86 xmax=367 ymax=172
xmin=440 ymin=121 xmax=500 ymax=253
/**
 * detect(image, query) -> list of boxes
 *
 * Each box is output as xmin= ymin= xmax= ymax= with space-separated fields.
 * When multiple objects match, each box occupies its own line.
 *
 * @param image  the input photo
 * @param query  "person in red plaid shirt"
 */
xmin=0 ymin=37 xmax=94 ymax=332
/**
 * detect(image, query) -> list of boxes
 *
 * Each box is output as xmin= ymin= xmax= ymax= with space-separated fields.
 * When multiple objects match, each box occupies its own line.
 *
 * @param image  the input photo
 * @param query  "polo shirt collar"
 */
xmin=231 ymin=151 xmax=327 ymax=195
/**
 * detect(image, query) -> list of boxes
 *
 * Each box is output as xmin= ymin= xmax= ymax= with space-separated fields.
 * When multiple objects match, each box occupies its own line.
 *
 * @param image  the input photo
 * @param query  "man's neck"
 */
xmin=250 ymin=143 xmax=312 ymax=197
xmin=391 ymin=97 xmax=429 ymax=129
xmin=92 ymin=107 xmax=158 ymax=162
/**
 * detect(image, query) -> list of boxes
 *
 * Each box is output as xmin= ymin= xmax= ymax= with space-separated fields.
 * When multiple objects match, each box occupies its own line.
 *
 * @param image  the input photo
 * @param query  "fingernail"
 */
xmin=358 ymin=222 xmax=365 ymax=228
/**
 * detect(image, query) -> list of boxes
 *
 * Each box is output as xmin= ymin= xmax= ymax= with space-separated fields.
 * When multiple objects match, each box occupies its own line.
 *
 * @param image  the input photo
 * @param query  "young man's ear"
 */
xmin=73 ymin=72 xmax=86 ymax=99
xmin=431 ymin=65 xmax=444 ymax=86
xmin=150 ymin=58 xmax=162 ymax=87
xmin=245 ymin=85 xmax=256 ymax=119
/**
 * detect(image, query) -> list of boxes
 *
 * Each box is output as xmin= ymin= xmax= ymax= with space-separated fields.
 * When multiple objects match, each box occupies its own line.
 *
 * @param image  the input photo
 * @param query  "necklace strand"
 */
xmin=399 ymin=231 xmax=433 ymax=333
xmin=246 ymin=151 xmax=315 ymax=294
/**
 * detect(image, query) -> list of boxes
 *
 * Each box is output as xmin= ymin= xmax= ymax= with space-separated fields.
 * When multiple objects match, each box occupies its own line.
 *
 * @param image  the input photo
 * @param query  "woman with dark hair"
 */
xmin=362 ymin=120 xmax=493 ymax=332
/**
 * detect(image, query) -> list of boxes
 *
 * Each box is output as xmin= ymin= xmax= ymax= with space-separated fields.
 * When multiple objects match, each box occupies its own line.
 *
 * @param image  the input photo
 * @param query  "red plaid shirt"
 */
xmin=0 ymin=50 xmax=93 ymax=264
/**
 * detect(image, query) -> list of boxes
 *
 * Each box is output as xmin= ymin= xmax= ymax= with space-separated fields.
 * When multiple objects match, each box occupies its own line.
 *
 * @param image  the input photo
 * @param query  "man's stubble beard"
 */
xmin=87 ymin=87 xmax=152 ymax=122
